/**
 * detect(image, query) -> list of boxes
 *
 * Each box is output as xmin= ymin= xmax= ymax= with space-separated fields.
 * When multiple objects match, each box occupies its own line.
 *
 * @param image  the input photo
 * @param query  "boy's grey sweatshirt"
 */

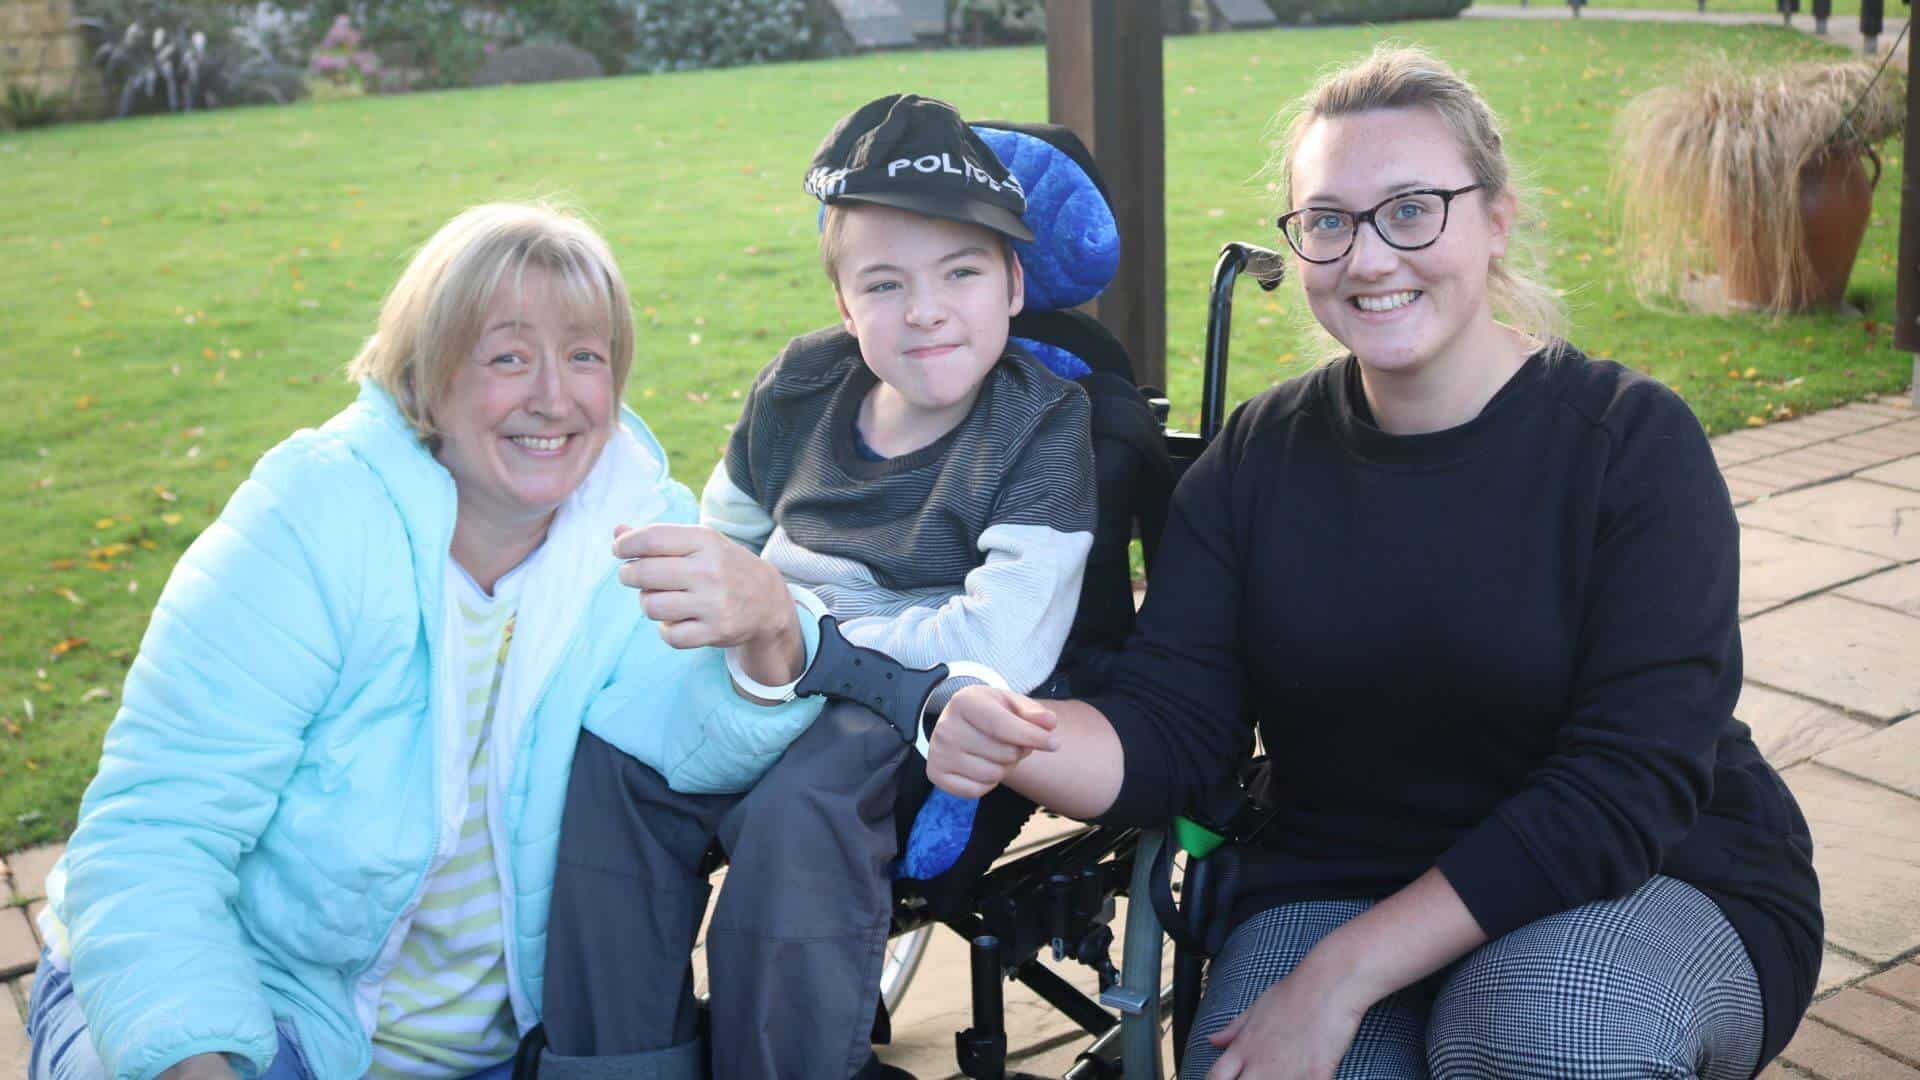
xmin=701 ymin=326 xmax=1096 ymax=698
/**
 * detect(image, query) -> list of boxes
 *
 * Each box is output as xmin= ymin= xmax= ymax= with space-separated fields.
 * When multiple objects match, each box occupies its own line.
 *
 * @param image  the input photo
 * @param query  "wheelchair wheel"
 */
xmin=877 ymin=924 xmax=933 ymax=1013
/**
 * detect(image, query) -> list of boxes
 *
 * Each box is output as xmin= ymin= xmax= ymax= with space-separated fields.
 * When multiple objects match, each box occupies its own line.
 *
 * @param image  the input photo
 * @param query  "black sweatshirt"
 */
xmin=1091 ymin=344 xmax=1821 ymax=1065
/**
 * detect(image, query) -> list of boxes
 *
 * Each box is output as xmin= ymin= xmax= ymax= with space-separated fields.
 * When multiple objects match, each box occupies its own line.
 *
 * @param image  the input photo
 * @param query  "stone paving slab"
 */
xmin=7 ymin=970 xmax=31 ymax=1020
xmin=1808 ymin=986 xmax=1920 ymax=1064
xmin=1738 ymin=479 xmax=1920 ymax=562
xmin=1780 ymin=764 xmax=1920 ymax=962
xmin=1833 ymin=421 xmax=1920 ymax=462
xmin=1862 ymin=960 xmax=1920 ymax=1011
xmin=1838 ymin=564 xmax=1920 ymax=617
xmin=1860 ymin=457 xmax=1920 ymax=491
xmin=0 ymin=908 xmax=38 ymax=982
xmin=1738 ymin=527 xmax=1892 ymax=618
xmin=1820 ymin=948 xmax=1873 ymax=995
xmin=1 ymin=997 xmax=30 ymax=1080
xmin=7 ymin=847 xmax=58 ymax=905
xmin=1724 ymin=461 xmax=1826 ymax=501
xmin=1743 ymin=595 xmax=1920 ymax=721
xmin=1737 ymin=683 xmax=1875 ymax=770
xmin=1817 ymin=716 xmax=1920 ymax=799
xmin=1779 ymin=1018 xmax=1920 ymax=1079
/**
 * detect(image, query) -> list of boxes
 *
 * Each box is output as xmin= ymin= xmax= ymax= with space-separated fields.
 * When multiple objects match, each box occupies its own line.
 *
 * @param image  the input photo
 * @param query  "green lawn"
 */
xmin=1532 ymin=0 xmax=1873 ymax=18
xmin=0 ymin=19 xmax=1910 ymax=853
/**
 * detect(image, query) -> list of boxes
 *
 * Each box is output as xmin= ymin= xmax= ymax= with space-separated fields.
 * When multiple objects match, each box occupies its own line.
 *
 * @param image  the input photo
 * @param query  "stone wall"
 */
xmin=0 ymin=0 xmax=106 ymax=123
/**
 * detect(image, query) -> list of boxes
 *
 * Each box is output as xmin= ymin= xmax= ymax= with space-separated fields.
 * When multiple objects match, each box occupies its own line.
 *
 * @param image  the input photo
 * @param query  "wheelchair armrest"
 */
xmin=1172 ymin=757 xmax=1278 ymax=860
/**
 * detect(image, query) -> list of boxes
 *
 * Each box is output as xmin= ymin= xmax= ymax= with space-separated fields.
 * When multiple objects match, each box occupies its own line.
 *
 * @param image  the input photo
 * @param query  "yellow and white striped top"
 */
xmin=368 ymin=563 xmax=525 ymax=1078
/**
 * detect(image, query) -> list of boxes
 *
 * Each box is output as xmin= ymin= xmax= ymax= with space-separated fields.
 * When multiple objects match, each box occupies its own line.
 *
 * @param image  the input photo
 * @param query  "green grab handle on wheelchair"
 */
xmin=1173 ymin=816 xmax=1227 ymax=859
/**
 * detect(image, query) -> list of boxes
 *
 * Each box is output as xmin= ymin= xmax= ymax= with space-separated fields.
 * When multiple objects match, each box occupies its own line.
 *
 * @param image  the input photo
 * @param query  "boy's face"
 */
xmin=833 ymin=205 xmax=1025 ymax=430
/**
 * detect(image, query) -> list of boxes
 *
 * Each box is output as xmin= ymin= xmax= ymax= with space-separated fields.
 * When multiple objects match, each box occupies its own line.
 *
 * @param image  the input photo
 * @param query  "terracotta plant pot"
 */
xmin=1724 ymin=147 xmax=1881 ymax=312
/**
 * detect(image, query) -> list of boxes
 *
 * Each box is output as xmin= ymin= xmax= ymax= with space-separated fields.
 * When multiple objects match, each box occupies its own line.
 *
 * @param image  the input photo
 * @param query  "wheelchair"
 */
xmin=688 ymin=123 xmax=1288 ymax=1080
xmin=835 ymin=239 xmax=1283 ymax=1080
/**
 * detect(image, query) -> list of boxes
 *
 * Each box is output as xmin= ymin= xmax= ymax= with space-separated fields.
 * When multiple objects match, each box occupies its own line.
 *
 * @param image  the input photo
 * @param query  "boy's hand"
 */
xmin=614 ymin=523 xmax=805 ymax=684
xmin=927 ymin=685 xmax=1060 ymax=798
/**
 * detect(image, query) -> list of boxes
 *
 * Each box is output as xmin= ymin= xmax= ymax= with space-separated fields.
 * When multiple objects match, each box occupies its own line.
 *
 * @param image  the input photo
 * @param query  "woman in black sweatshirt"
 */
xmin=926 ymin=45 xmax=1820 ymax=1080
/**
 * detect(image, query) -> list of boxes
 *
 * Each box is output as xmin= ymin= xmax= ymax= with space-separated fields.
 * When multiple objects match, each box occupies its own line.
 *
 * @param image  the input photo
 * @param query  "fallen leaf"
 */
xmin=80 ymin=687 xmax=111 ymax=702
xmin=161 ymin=512 xmax=182 ymax=526
xmin=75 ymin=394 xmax=96 ymax=410
xmin=53 ymin=586 xmax=84 ymax=606
xmin=94 ymin=517 xmax=114 ymax=529
xmin=49 ymin=636 xmax=89 ymax=658
xmin=48 ymin=558 xmax=73 ymax=570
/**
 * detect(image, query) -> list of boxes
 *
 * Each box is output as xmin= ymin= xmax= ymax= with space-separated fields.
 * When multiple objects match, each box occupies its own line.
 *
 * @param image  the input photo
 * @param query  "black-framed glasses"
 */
xmin=1275 ymin=184 xmax=1484 ymax=264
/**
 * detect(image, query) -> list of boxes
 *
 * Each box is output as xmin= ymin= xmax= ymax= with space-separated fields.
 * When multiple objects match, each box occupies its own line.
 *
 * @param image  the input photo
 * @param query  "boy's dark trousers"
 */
xmin=541 ymin=702 xmax=912 ymax=1080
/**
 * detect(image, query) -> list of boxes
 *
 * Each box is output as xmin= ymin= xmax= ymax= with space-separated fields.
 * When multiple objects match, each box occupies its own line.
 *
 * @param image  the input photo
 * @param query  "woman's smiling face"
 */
xmin=434 ymin=269 xmax=615 ymax=533
xmin=1290 ymin=106 xmax=1512 ymax=378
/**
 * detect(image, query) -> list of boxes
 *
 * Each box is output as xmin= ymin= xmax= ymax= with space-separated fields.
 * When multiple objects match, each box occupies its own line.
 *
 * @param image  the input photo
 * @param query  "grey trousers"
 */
xmin=1180 ymin=875 xmax=1766 ymax=1079
xmin=544 ymin=702 xmax=910 ymax=1080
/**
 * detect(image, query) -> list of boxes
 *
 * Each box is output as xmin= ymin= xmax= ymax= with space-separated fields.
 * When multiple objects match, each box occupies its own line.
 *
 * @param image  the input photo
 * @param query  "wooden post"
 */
xmin=1046 ymin=1 xmax=1167 ymax=390
xmin=1894 ymin=19 xmax=1920 ymax=404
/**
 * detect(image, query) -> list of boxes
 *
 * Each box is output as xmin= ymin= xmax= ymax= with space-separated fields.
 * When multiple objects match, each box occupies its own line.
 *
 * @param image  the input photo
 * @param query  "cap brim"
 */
xmin=832 ymin=190 xmax=1035 ymax=243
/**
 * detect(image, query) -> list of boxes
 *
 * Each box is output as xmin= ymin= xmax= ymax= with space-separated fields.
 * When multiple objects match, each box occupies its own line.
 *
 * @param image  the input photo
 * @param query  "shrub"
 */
xmin=2 ymin=83 xmax=67 ymax=129
xmin=953 ymin=0 xmax=1045 ymax=43
xmin=625 ymin=0 xmax=815 ymax=74
xmin=505 ymin=0 xmax=633 ymax=76
xmin=235 ymin=2 xmax=312 ymax=68
xmin=472 ymin=41 xmax=604 ymax=87
xmin=1261 ymin=0 xmax=1468 ymax=24
xmin=74 ymin=0 xmax=305 ymax=116
xmin=301 ymin=1 xmax=491 ymax=90
xmin=306 ymin=12 xmax=379 ymax=90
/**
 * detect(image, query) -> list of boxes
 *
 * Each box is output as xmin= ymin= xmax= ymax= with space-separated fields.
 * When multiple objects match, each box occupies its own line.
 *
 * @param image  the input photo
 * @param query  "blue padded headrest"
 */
xmin=973 ymin=126 xmax=1120 ymax=314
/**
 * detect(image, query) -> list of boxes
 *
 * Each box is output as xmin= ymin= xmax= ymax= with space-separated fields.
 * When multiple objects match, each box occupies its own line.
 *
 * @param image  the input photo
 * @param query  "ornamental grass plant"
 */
xmin=1613 ymin=55 xmax=1905 ymax=313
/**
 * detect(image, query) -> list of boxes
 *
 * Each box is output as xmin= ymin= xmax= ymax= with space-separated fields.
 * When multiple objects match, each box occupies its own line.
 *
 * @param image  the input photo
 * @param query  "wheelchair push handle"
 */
xmin=792 ymin=613 xmax=1010 ymax=757
xmin=1201 ymin=242 xmax=1286 ymax=443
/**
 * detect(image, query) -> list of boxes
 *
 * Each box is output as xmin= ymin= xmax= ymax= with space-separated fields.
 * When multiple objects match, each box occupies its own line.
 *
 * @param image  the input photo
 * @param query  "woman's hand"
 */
xmin=1204 ymin=950 xmax=1369 ymax=1080
xmin=157 ymin=1054 xmax=240 ymax=1080
xmin=613 ymin=523 xmax=804 ymax=685
xmin=927 ymin=685 xmax=1060 ymax=798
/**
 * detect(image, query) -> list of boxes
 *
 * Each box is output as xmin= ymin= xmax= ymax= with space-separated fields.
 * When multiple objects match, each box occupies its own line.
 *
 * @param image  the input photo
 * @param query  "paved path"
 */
xmin=4 ymin=393 xmax=1917 ymax=1076
xmin=1464 ymin=2 xmax=1913 ymax=65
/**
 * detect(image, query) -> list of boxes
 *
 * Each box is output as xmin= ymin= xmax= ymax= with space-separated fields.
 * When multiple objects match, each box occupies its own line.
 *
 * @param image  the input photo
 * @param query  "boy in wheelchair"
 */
xmin=537 ymin=94 xmax=1121 ymax=1080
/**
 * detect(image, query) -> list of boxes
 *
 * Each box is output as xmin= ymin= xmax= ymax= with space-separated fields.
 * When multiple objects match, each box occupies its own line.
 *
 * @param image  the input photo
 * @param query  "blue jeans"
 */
xmin=26 ymin=950 xmax=514 ymax=1080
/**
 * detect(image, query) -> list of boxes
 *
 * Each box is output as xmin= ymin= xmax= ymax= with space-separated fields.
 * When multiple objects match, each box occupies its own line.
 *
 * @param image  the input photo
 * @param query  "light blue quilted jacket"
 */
xmin=41 ymin=382 xmax=823 ymax=1080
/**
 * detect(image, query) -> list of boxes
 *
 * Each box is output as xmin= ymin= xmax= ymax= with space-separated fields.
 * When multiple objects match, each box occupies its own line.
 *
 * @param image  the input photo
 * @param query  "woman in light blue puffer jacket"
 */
xmin=25 ymin=203 xmax=825 ymax=1080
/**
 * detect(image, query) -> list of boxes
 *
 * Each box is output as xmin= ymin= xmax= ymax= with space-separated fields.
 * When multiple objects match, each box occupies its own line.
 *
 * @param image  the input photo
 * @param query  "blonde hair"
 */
xmin=1272 ymin=45 xmax=1566 ymax=345
xmin=348 ymin=201 xmax=635 ymax=440
xmin=819 ymin=202 xmax=1018 ymax=297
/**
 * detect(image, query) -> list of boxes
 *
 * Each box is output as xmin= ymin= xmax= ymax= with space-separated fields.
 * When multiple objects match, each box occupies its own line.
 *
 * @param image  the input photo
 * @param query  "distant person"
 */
xmin=926 ymin=47 xmax=1821 ymax=1080
xmin=26 ymin=202 xmax=825 ymax=1080
xmin=538 ymin=94 xmax=1096 ymax=1079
